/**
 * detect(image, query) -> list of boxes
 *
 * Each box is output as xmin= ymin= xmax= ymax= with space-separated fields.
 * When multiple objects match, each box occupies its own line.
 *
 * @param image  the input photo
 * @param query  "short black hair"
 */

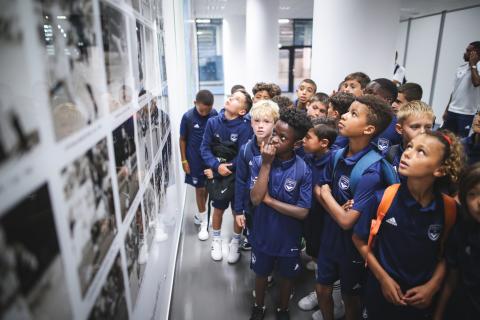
xmin=252 ymin=82 xmax=273 ymax=97
xmin=269 ymin=83 xmax=282 ymax=97
xmin=470 ymin=41 xmax=480 ymax=52
xmin=272 ymin=95 xmax=293 ymax=110
xmin=195 ymin=90 xmax=214 ymax=106
xmin=309 ymin=92 xmax=329 ymax=105
xmin=328 ymin=92 xmax=355 ymax=116
xmin=344 ymin=72 xmax=371 ymax=89
xmin=370 ymin=78 xmax=398 ymax=104
xmin=236 ymin=88 xmax=253 ymax=112
xmin=300 ymin=79 xmax=317 ymax=93
xmin=311 ymin=117 xmax=338 ymax=148
xmin=279 ymin=108 xmax=312 ymax=141
xmin=231 ymin=84 xmax=245 ymax=94
xmin=398 ymin=82 xmax=423 ymax=101
xmin=355 ymin=94 xmax=393 ymax=136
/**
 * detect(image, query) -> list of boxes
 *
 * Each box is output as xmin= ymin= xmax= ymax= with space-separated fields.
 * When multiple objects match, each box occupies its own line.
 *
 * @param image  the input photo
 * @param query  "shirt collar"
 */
xmin=313 ymin=152 xmax=330 ymax=167
xmin=272 ymin=155 xmax=296 ymax=170
xmin=340 ymin=144 xmax=373 ymax=166
xmin=398 ymin=183 xmax=438 ymax=212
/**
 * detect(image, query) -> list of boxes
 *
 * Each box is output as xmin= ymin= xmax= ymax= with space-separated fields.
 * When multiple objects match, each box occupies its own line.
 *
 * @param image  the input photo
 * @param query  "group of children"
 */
xmin=179 ymin=74 xmax=480 ymax=320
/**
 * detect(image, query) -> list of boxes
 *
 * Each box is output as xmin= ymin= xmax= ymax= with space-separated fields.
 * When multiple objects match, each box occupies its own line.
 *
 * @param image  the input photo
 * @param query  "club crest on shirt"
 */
xmin=377 ymin=138 xmax=390 ymax=151
xmin=339 ymin=175 xmax=350 ymax=190
xmin=284 ymin=178 xmax=297 ymax=192
xmin=251 ymin=252 xmax=256 ymax=264
xmin=230 ymin=133 xmax=238 ymax=142
xmin=194 ymin=123 xmax=200 ymax=129
xmin=427 ymin=224 xmax=442 ymax=241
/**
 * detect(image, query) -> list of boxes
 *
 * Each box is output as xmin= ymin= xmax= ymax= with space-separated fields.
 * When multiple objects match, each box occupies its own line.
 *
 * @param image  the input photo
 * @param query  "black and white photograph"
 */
xmin=136 ymin=104 xmax=152 ymax=181
xmin=0 ymin=2 xmax=40 ymax=167
xmin=113 ymin=117 xmax=139 ymax=220
xmin=61 ymin=138 xmax=117 ymax=296
xmin=124 ymin=203 xmax=147 ymax=305
xmin=100 ymin=2 xmax=133 ymax=112
xmin=135 ymin=21 xmax=146 ymax=98
xmin=154 ymin=161 xmax=164 ymax=200
xmin=36 ymin=0 xmax=105 ymax=140
xmin=0 ymin=184 xmax=72 ymax=320
xmin=142 ymin=178 xmax=157 ymax=248
xmin=88 ymin=253 xmax=128 ymax=320
xmin=149 ymin=98 xmax=162 ymax=157
xmin=161 ymin=132 xmax=174 ymax=189
xmin=141 ymin=0 xmax=153 ymax=21
xmin=144 ymin=27 xmax=157 ymax=94
xmin=157 ymin=32 xmax=167 ymax=86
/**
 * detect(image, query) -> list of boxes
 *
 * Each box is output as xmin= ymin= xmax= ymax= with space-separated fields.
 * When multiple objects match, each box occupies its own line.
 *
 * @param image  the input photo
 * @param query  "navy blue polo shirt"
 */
xmin=249 ymin=155 xmax=312 ymax=257
xmin=180 ymin=107 xmax=218 ymax=175
xmin=318 ymin=144 xmax=385 ymax=260
xmin=462 ymin=133 xmax=480 ymax=165
xmin=234 ymin=136 xmax=260 ymax=214
xmin=200 ymin=110 xmax=253 ymax=172
xmin=331 ymin=135 xmax=349 ymax=151
xmin=446 ymin=219 xmax=480 ymax=312
xmin=354 ymin=184 xmax=448 ymax=289
xmin=372 ymin=116 xmax=402 ymax=155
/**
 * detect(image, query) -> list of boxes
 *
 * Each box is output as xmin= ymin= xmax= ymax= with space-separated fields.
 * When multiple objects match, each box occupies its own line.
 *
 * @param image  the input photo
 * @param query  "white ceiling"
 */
xmin=193 ymin=0 xmax=480 ymax=20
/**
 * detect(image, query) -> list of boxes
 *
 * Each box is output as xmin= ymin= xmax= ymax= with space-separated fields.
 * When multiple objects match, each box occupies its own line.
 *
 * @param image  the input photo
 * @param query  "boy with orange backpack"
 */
xmin=352 ymin=130 xmax=463 ymax=320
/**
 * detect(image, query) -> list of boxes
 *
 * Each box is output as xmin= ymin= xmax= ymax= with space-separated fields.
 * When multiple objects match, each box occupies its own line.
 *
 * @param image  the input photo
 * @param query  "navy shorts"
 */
xmin=211 ymin=197 xmax=234 ymax=210
xmin=250 ymin=247 xmax=301 ymax=279
xmin=316 ymin=252 xmax=365 ymax=295
xmin=442 ymin=111 xmax=475 ymax=138
xmin=185 ymin=173 xmax=206 ymax=188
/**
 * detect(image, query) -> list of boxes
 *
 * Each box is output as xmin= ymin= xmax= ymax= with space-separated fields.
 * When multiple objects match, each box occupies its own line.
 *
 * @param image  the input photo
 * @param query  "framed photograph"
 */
xmin=124 ymin=203 xmax=147 ymax=305
xmin=88 ymin=253 xmax=128 ymax=320
xmin=61 ymin=138 xmax=117 ymax=296
xmin=149 ymin=99 xmax=161 ymax=157
xmin=0 ymin=2 xmax=40 ymax=167
xmin=134 ymin=21 xmax=146 ymax=98
xmin=142 ymin=178 xmax=157 ymax=248
xmin=135 ymin=104 xmax=151 ymax=181
xmin=100 ymin=2 xmax=133 ymax=112
xmin=0 ymin=184 xmax=72 ymax=320
xmin=113 ymin=117 xmax=139 ymax=220
xmin=161 ymin=132 xmax=174 ymax=189
xmin=36 ymin=0 xmax=105 ymax=140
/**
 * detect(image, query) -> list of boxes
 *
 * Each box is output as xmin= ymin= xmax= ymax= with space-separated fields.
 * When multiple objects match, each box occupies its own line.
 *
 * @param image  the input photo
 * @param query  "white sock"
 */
xmin=198 ymin=211 xmax=206 ymax=223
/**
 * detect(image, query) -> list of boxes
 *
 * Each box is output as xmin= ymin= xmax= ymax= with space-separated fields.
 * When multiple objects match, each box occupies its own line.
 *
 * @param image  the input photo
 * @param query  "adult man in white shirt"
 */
xmin=442 ymin=41 xmax=480 ymax=137
xmin=393 ymin=51 xmax=406 ymax=86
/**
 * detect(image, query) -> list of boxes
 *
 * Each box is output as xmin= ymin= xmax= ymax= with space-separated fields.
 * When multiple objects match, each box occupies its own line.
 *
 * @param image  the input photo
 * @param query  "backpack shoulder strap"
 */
xmin=332 ymin=147 xmax=345 ymax=171
xmin=385 ymin=144 xmax=401 ymax=165
xmin=350 ymin=150 xmax=383 ymax=194
xmin=380 ymin=159 xmax=400 ymax=186
xmin=366 ymin=183 xmax=401 ymax=266
xmin=440 ymin=194 xmax=457 ymax=256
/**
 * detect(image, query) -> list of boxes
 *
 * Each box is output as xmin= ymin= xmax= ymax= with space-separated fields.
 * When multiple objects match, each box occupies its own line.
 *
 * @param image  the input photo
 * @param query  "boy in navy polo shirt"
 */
xmin=461 ymin=112 xmax=480 ymax=165
xmin=249 ymin=108 xmax=312 ymax=320
xmin=315 ymin=95 xmax=393 ymax=320
xmin=180 ymin=90 xmax=218 ymax=240
xmin=200 ymin=89 xmax=253 ymax=263
xmin=234 ymin=100 xmax=280 ymax=251
xmin=353 ymin=131 xmax=463 ymax=320
xmin=327 ymin=92 xmax=355 ymax=151
xmin=340 ymin=72 xmax=371 ymax=97
xmin=364 ymin=78 xmax=402 ymax=154
xmin=295 ymin=79 xmax=317 ymax=110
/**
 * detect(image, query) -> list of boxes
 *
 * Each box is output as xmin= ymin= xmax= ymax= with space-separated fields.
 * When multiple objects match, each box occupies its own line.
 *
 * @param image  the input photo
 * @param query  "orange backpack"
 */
xmin=366 ymin=184 xmax=457 ymax=264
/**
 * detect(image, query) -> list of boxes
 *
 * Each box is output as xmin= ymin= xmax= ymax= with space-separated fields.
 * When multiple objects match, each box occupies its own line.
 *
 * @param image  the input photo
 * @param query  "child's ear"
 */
xmin=364 ymin=124 xmax=376 ymax=136
xmin=433 ymin=166 xmax=447 ymax=178
xmin=239 ymin=108 xmax=247 ymax=116
xmin=320 ymin=138 xmax=330 ymax=149
xmin=334 ymin=110 xmax=340 ymax=119
xmin=395 ymin=123 xmax=403 ymax=135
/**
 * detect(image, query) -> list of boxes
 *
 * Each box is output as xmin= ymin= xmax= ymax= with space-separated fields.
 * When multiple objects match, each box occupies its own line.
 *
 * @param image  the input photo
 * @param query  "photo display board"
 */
xmin=0 ymin=0 xmax=174 ymax=319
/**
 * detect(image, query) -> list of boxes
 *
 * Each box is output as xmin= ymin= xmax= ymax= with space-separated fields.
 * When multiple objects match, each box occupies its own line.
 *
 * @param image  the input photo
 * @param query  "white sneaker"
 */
xmin=305 ymin=260 xmax=318 ymax=271
xmin=198 ymin=221 xmax=209 ymax=241
xmin=227 ymin=238 xmax=240 ymax=264
xmin=193 ymin=214 xmax=201 ymax=226
xmin=312 ymin=309 xmax=324 ymax=320
xmin=298 ymin=291 xmax=318 ymax=311
xmin=211 ymin=238 xmax=222 ymax=261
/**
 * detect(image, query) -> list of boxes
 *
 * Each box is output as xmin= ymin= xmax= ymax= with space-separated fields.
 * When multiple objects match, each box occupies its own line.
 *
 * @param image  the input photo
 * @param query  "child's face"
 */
xmin=392 ymin=93 xmax=408 ymax=114
xmin=306 ymin=102 xmax=328 ymax=120
xmin=364 ymin=82 xmax=392 ymax=105
xmin=251 ymin=116 xmax=275 ymax=141
xmin=225 ymin=91 xmax=247 ymax=116
xmin=296 ymin=82 xmax=316 ymax=104
xmin=270 ymin=120 xmax=296 ymax=156
xmin=327 ymin=103 xmax=338 ymax=119
xmin=398 ymin=134 xmax=446 ymax=179
xmin=397 ymin=115 xmax=434 ymax=146
xmin=302 ymin=128 xmax=324 ymax=153
xmin=253 ymin=90 xmax=271 ymax=103
xmin=472 ymin=113 xmax=480 ymax=134
xmin=338 ymin=101 xmax=374 ymax=138
xmin=466 ymin=182 xmax=480 ymax=223
xmin=341 ymin=80 xmax=363 ymax=97
xmin=195 ymin=102 xmax=213 ymax=116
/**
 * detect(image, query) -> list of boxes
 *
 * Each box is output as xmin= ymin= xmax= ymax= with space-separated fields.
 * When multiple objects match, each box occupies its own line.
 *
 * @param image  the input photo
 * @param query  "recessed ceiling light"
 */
xmin=278 ymin=19 xmax=290 ymax=24
xmin=280 ymin=6 xmax=290 ymax=10
xmin=196 ymin=19 xmax=212 ymax=23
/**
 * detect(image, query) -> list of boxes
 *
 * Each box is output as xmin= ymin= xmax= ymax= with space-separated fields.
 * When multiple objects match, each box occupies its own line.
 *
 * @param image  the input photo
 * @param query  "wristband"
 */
xmin=182 ymin=160 xmax=188 ymax=164
xmin=472 ymin=65 xmax=477 ymax=69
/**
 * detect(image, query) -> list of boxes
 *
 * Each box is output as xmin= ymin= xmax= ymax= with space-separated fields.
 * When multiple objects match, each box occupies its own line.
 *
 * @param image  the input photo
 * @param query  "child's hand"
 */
xmin=204 ymin=168 xmax=213 ymax=179
xmin=182 ymin=161 xmax=190 ymax=174
xmin=218 ymin=163 xmax=232 ymax=176
xmin=260 ymin=140 xmax=276 ymax=165
xmin=341 ymin=199 xmax=354 ymax=211
xmin=469 ymin=50 xmax=479 ymax=66
xmin=403 ymin=284 xmax=435 ymax=309
xmin=380 ymin=275 xmax=406 ymax=306
xmin=235 ymin=214 xmax=246 ymax=228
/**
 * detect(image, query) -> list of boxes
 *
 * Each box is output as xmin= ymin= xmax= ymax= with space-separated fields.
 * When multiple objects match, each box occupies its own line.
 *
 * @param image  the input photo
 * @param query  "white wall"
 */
xmin=311 ymin=0 xmax=401 ymax=93
xmin=223 ymin=15 xmax=246 ymax=95
xmin=396 ymin=21 xmax=408 ymax=65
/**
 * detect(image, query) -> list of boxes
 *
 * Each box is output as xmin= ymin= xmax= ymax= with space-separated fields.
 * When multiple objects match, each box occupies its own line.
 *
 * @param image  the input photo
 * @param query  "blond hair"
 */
xmin=249 ymin=100 xmax=280 ymax=122
xmin=397 ymin=100 xmax=435 ymax=124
